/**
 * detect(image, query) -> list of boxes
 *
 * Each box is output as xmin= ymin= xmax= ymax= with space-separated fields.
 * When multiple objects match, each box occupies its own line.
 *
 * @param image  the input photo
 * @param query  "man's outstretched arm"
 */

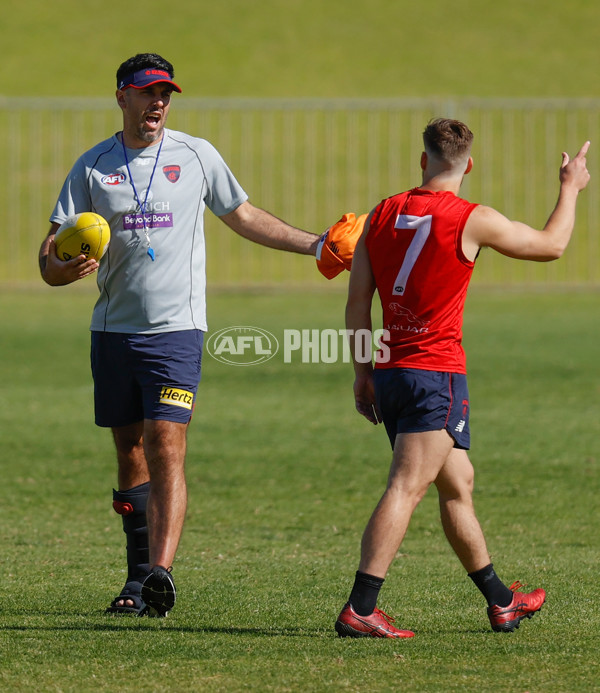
xmin=219 ymin=201 xmax=320 ymax=256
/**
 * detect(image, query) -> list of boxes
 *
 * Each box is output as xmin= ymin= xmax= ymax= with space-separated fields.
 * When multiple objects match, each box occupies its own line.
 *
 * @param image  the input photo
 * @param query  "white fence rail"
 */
xmin=1 ymin=97 xmax=598 ymax=287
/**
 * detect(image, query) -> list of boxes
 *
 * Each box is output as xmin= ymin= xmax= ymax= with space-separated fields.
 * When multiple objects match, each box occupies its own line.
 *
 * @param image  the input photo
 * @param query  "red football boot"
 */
xmin=335 ymin=602 xmax=415 ymax=639
xmin=487 ymin=581 xmax=546 ymax=632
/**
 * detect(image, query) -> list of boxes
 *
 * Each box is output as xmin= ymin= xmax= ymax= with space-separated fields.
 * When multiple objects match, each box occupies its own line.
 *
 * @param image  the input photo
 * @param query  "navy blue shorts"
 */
xmin=91 ymin=330 xmax=203 ymax=428
xmin=373 ymin=368 xmax=470 ymax=450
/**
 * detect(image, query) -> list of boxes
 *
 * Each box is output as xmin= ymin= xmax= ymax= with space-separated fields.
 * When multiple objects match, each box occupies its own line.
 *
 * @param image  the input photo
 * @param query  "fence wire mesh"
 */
xmin=1 ymin=97 xmax=598 ymax=287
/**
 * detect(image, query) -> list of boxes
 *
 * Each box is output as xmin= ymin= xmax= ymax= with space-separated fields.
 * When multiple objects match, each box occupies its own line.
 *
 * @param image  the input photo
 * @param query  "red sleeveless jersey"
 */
xmin=365 ymin=188 xmax=478 ymax=373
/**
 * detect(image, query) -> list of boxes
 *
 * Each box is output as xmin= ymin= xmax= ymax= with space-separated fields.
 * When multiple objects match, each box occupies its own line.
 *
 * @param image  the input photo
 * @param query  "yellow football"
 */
xmin=54 ymin=212 xmax=110 ymax=261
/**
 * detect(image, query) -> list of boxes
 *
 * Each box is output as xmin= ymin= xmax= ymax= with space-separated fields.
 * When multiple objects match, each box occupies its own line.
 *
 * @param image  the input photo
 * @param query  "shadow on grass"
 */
xmin=0 ymin=615 xmax=492 ymax=637
xmin=0 ymin=612 xmax=324 ymax=637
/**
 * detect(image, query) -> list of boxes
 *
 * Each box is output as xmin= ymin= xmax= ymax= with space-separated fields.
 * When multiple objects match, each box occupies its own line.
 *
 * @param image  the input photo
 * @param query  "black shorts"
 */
xmin=373 ymin=368 xmax=470 ymax=450
xmin=91 ymin=330 xmax=203 ymax=427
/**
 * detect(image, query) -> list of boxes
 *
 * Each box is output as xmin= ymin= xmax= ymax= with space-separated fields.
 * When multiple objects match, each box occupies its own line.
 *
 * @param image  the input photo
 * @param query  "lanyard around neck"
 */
xmin=121 ymin=135 xmax=164 ymax=261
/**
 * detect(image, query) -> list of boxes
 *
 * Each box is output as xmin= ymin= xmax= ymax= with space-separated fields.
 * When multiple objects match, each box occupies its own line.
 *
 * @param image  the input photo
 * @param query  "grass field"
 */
xmin=2 ymin=0 xmax=599 ymax=98
xmin=1 ymin=1 xmax=599 ymax=690
xmin=1 ymin=287 xmax=599 ymax=692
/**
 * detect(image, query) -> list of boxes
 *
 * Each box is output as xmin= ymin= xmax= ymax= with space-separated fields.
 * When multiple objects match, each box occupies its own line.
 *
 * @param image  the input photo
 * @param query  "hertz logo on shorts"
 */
xmin=159 ymin=386 xmax=194 ymax=410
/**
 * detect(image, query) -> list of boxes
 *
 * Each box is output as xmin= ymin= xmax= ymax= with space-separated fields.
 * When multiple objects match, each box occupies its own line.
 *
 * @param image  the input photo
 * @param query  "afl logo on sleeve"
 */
xmin=163 ymin=165 xmax=181 ymax=183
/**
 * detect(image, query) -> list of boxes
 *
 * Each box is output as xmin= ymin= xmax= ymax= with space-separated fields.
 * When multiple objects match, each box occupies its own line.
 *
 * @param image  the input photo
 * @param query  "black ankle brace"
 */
xmin=112 ymin=482 xmax=150 ymax=583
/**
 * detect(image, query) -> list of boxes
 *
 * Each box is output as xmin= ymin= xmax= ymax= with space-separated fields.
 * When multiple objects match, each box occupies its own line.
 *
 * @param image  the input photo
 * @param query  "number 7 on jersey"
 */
xmin=392 ymin=214 xmax=432 ymax=295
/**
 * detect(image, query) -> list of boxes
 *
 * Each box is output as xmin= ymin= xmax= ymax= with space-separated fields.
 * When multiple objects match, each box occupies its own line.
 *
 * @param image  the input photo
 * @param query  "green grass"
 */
xmin=2 ymin=0 xmax=599 ymax=98
xmin=1 ymin=287 xmax=599 ymax=691
xmin=1 ymin=3 xmax=599 ymax=689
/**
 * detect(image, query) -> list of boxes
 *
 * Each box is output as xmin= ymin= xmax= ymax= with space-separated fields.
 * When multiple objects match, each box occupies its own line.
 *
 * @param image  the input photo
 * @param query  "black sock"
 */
xmin=348 ymin=571 xmax=384 ymax=616
xmin=468 ymin=564 xmax=513 ymax=607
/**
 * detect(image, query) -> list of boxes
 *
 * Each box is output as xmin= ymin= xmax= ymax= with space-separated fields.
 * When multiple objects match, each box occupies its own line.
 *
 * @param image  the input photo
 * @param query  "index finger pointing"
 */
xmin=577 ymin=140 xmax=591 ymax=158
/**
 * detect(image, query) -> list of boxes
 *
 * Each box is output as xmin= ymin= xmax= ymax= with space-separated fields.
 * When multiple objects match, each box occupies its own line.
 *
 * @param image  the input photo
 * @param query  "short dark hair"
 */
xmin=116 ymin=53 xmax=175 ymax=87
xmin=423 ymin=118 xmax=474 ymax=163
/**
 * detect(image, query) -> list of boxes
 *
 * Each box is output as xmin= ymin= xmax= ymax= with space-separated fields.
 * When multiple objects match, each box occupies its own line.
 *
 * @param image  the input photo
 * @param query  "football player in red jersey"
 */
xmin=335 ymin=118 xmax=590 ymax=638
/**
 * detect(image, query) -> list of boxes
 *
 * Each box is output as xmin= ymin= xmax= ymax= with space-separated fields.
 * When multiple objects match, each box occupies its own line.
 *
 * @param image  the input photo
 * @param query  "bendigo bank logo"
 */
xmin=159 ymin=386 xmax=194 ymax=410
xmin=206 ymin=326 xmax=279 ymax=366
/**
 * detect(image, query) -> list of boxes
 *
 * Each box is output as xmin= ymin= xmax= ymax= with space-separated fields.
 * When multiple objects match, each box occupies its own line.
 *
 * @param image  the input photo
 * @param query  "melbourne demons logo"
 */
xmin=163 ymin=165 xmax=181 ymax=183
xmin=101 ymin=173 xmax=126 ymax=186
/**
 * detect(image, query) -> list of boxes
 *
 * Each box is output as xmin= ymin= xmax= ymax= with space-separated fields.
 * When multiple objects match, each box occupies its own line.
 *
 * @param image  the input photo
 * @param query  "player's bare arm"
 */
xmin=463 ymin=141 xmax=590 ymax=262
xmin=39 ymin=223 xmax=100 ymax=286
xmin=219 ymin=201 xmax=320 ymax=255
xmin=345 ymin=217 xmax=381 ymax=425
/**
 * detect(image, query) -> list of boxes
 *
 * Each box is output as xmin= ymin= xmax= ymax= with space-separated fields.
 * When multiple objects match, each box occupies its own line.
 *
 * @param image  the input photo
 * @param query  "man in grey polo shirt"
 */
xmin=39 ymin=52 xmax=319 ymax=617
